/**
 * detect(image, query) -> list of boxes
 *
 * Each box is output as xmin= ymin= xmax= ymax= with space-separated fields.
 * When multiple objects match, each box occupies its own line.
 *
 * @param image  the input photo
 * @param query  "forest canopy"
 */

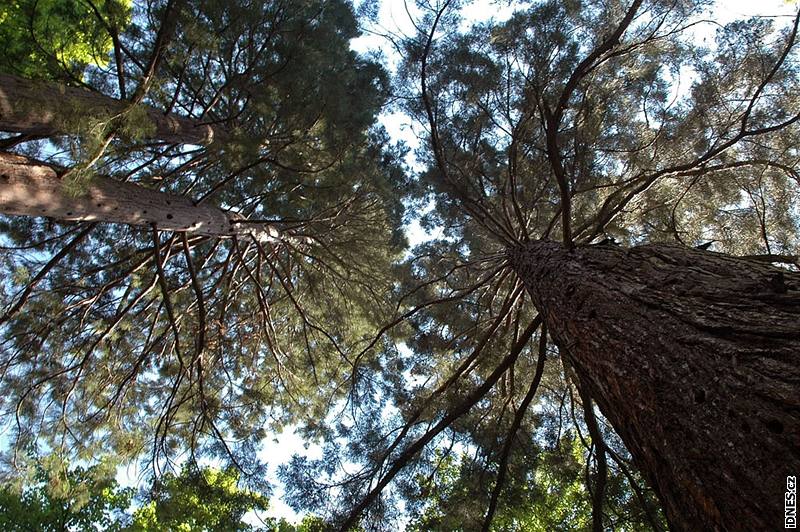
xmin=0 ymin=0 xmax=798 ymax=530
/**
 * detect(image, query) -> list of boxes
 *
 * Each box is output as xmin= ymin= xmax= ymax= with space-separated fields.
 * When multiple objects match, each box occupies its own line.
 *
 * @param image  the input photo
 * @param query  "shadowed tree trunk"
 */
xmin=0 ymin=73 xmax=225 ymax=145
xmin=510 ymin=240 xmax=800 ymax=532
xmin=0 ymin=152 xmax=286 ymax=242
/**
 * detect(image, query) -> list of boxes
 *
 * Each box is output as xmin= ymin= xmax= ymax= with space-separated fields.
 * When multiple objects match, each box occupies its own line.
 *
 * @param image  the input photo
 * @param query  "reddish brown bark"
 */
xmin=0 ymin=152 xmax=285 ymax=242
xmin=0 ymin=73 xmax=225 ymax=145
xmin=511 ymin=240 xmax=800 ymax=532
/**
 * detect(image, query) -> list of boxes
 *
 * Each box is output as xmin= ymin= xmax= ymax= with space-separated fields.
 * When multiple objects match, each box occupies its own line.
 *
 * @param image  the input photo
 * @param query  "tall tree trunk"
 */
xmin=0 ymin=73 xmax=225 ymax=145
xmin=0 ymin=152 xmax=285 ymax=242
xmin=510 ymin=240 xmax=800 ymax=532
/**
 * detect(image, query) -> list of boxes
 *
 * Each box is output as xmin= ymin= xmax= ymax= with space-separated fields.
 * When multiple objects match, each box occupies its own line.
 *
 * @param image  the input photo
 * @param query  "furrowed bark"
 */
xmin=0 ymin=152 xmax=284 ymax=242
xmin=0 ymin=73 xmax=225 ymax=145
xmin=510 ymin=240 xmax=800 ymax=532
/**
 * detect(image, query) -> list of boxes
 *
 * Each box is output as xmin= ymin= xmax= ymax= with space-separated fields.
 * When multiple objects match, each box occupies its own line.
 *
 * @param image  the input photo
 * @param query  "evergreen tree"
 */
xmin=0 ymin=0 xmax=407 ymax=479
xmin=280 ymin=1 xmax=800 ymax=530
xmin=2 ymin=0 xmax=799 ymax=530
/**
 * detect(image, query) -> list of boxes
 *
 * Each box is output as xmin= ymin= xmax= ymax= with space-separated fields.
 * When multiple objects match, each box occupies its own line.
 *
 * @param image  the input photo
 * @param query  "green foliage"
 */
xmin=0 ymin=0 xmax=407 ymax=477
xmin=129 ymin=466 xmax=268 ymax=531
xmin=407 ymin=433 xmax=663 ymax=532
xmin=0 ymin=0 xmax=131 ymax=78
xmin=0 ymin=458 xmax=132 ymax=531
xmin=0 ymin=460 xmax=330 ymax=531
xmin=284 ymin=515 xmax=330 ymax=532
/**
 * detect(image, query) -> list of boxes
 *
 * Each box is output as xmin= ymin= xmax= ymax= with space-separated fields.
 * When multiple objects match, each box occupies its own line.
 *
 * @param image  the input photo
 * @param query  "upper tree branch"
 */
xmin=543 ymin=0 xmax=644 ymax=249
xmin=578 ymin=9 xmax=800 ymax=242
xmin=419 ymin=0 xmax=517 ymax=244
xmin=0 ymin=73 xmax=226 ymax=145
xmin=482 ymin=323 xmax=548 ymax=531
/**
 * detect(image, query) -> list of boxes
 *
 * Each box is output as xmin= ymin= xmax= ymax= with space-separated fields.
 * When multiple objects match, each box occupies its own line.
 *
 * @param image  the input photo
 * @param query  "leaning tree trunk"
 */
xmin=510 ymin=240 xmax=799 ymax=532
xmin=0 ymin=152 xmax=287 ymax=242
xmin=0 ymin=73 xmax=225 ymax=145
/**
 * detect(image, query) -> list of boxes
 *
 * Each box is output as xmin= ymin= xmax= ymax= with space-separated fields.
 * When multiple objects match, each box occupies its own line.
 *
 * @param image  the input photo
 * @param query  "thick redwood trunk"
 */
xmin=0 ymin=152 xmax=283 ymax=242
xmin=511 ymin=240 xmax=800 ymax=532
xmin=0 ymin=73 xmax=225 ymax=145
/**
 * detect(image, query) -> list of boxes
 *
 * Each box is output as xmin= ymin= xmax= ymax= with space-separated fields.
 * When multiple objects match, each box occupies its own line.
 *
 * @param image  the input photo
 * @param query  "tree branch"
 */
xmin=482 ymin=323 xmax=548 ymax=531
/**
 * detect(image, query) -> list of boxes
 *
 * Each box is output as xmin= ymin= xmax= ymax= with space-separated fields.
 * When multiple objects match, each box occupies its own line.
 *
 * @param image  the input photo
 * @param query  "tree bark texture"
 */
xmin=0 ymin=152 xmax=282 ymax=242
xmin=510 ymin=240 xmax=800 ymax=532
xmin=0 ymin=73 xmax=224 ymax=145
